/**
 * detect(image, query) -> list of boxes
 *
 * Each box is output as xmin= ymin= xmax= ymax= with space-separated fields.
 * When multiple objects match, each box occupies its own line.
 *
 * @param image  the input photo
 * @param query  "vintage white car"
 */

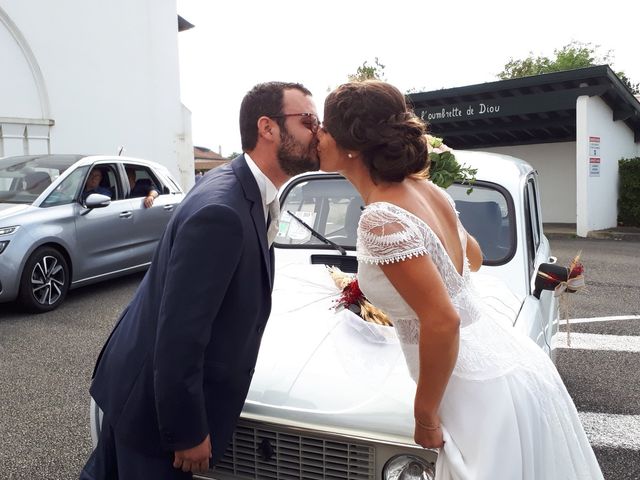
xmin=91 ymin=151 xmax=561 ymax=480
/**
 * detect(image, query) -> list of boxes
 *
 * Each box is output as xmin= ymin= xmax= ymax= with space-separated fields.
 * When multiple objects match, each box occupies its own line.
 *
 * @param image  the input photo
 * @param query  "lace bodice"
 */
xmin=357 ymin=199 xmax=482 ymax=326
xmin=357 ymin=199 xmax=490 ymax=380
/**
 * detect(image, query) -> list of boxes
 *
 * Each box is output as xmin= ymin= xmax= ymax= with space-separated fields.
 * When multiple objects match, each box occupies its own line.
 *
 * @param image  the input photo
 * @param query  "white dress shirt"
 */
xmin=243 ymin=153 xmax=278 ymax=223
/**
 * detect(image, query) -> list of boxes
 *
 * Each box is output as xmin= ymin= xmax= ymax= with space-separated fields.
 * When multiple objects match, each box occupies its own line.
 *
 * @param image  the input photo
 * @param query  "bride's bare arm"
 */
xmin=380 ymin=255 xmax=460 ymax=448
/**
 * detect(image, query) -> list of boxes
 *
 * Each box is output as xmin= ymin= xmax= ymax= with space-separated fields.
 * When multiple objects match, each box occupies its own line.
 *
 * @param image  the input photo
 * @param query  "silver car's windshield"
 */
xmin=277 ymin=175 xmax=515 ymax=265
xmin=0 ymin=155 xmax=81 ymax=204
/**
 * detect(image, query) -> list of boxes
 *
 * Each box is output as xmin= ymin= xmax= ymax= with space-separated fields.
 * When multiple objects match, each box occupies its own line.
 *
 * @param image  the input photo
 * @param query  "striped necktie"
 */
xmin=267 ymin=199 xmax=280 ymax=246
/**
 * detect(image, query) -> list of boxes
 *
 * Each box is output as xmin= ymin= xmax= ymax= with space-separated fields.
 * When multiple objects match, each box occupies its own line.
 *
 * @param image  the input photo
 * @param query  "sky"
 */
xmin=176 ymin=0 xmax=640 ymax=156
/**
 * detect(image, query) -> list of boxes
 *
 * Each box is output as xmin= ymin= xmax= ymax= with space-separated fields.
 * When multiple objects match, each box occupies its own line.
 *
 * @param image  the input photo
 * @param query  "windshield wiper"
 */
xmin=286 ymin=210 xmax=347 ymax=256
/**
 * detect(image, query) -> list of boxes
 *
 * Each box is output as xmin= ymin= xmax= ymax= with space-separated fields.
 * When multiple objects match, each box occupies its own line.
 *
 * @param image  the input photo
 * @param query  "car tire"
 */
xmin=18 ymin=246 xmax=70 ymax=312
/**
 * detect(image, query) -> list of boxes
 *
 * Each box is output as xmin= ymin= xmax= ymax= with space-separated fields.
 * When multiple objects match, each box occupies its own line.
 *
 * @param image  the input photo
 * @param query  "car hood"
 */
xmin=244 ymin=261 xmax=521 ymax=443
xmin=0 ymin=203 xmax=31 ymax=219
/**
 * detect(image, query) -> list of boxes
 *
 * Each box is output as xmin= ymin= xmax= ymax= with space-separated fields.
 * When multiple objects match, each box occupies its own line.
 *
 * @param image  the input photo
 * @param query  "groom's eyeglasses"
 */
xmin=269 ymin=113 xmax=320 ymax=134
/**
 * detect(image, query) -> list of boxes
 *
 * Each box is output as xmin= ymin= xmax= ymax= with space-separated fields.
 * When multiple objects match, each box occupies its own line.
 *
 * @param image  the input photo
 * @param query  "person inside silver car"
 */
xmin=82 ymin=168 xmax=112 ymax=201
xmin=126 ymin=166 xmax=158 ymax=208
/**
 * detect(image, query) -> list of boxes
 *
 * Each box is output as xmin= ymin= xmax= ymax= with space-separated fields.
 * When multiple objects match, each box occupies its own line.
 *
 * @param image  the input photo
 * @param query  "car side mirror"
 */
xmin=84 ymin=193 xmax=111 ymax=209
xmin=162 ymin=186 xmax=170 ymax=195
xmin=533 ymin=262 xmax=568 ymax=299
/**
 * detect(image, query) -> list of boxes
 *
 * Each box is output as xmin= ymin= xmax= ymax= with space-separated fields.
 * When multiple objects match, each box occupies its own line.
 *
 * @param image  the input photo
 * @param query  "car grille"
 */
xmin=212 ymin=420 xmax=376 ymax=479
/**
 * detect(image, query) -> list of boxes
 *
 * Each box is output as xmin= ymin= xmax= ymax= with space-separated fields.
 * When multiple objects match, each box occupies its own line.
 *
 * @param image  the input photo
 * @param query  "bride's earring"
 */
xmin=347 ymin=153 xmax=353 ymax=159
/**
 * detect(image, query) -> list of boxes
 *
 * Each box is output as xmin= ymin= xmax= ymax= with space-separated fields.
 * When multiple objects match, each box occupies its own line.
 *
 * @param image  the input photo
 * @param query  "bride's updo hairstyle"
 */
xmin=323 ymin=80 xmax=429 ymax=183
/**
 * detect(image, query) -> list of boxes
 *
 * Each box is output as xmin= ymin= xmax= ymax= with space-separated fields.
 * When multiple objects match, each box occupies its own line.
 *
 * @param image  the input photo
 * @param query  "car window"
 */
xmin=526 ymin=178 xmax=541 ymax=250
xmin=164 ymin=174 xmax=183 ymax=194
xmin=81 ymin=164 xmax=122 ymax=202
xmin=0 ymin=155 xmax=77 ymax=204
xmin=41 ymin=166 xmax=89 ymax=208
xmin=523 ymin=183 xmax=537 ymax=281
xmin=277 ymin=177 xmax=363 ymax=249
xmin=124 ymin=164 xmax=162 ymax=198
xmin=446 ymin=183 xmax=515 ymax=266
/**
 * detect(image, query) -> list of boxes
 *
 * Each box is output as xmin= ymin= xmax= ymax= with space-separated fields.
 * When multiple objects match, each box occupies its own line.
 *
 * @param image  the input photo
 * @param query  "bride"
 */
xmin=316 ymin=80 xmax=603 ymax=479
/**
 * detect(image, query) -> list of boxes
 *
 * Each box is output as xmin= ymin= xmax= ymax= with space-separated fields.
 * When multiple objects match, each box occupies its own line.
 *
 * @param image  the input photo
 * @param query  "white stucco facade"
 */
xmin=473 ymin=96 xmax=639 ymax=236
xmin=0 ymin=0 xmax=193 ymax=189
xmin=575 ymin=95 xmax=639 ymax=236
xmin=475 ymin=142 xmax=577 ymax=224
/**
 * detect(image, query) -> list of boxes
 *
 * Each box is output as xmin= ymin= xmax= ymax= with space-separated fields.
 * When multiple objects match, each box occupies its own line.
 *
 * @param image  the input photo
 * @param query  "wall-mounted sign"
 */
xmin=589 ymin=136 xmax=600 ymax=157
xmin=413 ymin=85 xmax=606 ymax=124
xmin=589 ymin=157 xmax=601 ymax=177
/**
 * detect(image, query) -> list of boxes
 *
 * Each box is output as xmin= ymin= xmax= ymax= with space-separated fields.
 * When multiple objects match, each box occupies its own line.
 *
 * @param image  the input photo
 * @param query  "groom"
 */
xmin=80 ymin=82 xmax=319 ymax=479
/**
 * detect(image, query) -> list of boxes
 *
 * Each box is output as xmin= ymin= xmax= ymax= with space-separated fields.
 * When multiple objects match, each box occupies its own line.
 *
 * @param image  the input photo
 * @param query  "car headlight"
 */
xmin=0 ymin=240 xmax=8 ymax=254
xmin=0 ymin=225 xmax=19 ymax=236
xmin=383 ymin=454 xmax=436 ymax=480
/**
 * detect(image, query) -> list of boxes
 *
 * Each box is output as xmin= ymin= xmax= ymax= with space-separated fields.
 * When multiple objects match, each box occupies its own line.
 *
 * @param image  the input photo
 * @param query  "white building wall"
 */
xmin=0 ymin=0 xmax=192 ymax=188
xmin=576 ymin=95 xmax=637 ymax=236
xmin=471 ymin=142 xmax=576 ymax=223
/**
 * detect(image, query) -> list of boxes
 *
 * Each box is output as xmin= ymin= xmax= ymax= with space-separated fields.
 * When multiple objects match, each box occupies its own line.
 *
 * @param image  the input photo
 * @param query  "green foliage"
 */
xmin=348 ymin=57 xmax=386 ymax=82
xmin=618 ymin=157 xmax=640 ymax=226
xmin=426 ymin=136 xmax=477 ymax=192
xmin=226 ymin=151 xmax=242 ymax=160
xmin=497 ymin=41 xmax=638 ymax=94
xmin=429 ymin=151 xmax=477 ymax=192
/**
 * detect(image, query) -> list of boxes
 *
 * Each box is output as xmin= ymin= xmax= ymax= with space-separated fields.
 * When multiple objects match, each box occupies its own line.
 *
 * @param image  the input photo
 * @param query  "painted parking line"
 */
xmin=554 ymin=332 xmax=640 ymax=352
xmin=567 ymin=315 xmax=640 ymax=324
xmin=579 ymin=411 xmax=640 ymax=450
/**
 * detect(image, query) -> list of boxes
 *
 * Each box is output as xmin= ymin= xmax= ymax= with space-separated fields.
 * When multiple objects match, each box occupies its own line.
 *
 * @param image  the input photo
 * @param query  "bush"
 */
xmin=618 ymin=157 xmax=640 ymax=226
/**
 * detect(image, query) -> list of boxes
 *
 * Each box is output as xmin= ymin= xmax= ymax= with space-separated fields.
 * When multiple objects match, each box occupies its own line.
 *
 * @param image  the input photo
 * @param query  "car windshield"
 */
xmin=0 ymin=155 xmax=82 ymax=204
xmin=278 ymin=176 xmax=514 ymax=265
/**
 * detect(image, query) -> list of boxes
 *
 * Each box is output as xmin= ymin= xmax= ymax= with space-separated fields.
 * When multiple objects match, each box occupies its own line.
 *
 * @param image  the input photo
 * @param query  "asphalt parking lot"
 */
xmin=0 ymin=237 xmax=638 ymax=479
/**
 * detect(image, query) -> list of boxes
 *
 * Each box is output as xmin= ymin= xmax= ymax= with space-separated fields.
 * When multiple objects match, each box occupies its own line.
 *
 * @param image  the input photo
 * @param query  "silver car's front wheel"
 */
xmin=19 ymin=246 xmax=70 ymax=312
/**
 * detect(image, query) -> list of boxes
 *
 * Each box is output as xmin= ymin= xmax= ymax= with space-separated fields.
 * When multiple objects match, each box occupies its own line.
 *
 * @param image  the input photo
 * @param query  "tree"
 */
xmin=226 ymin=151 xmax=242 ymax=160
xmin=498 ymin=41 xmax=638 ymax=94
xmin=348 ymin=57 xmax=386 ymax=82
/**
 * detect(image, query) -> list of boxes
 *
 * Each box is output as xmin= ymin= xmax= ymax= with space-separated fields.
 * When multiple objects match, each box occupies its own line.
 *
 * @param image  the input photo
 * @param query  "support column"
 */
xmin=575 ymin=96 xmax=590 ymax=237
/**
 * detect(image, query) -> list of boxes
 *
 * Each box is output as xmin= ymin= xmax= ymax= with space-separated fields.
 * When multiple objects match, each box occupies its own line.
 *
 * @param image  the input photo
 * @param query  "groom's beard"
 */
xmin=277 ymin=130 xmax=319 ymax=176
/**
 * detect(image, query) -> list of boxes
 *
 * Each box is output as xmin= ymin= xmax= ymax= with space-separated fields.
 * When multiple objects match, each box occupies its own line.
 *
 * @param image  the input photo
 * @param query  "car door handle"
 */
xmin=119 ymin=211 xmax=133 ymax=218
xmin=163 ymin=205 xmax=174 ymax=211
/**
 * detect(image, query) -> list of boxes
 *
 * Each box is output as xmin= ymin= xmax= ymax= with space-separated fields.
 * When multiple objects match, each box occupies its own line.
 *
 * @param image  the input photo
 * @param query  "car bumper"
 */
xmin=0 ymin=231 xmax=30 ymax=303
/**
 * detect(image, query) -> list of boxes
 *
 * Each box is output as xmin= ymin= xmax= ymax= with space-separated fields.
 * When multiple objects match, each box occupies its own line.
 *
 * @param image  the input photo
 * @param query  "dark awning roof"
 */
xmin=407 ymin=66 xmax=640 ymax=149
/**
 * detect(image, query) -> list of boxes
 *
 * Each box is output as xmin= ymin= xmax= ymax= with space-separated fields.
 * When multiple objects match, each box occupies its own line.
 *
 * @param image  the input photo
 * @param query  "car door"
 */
xmin=519 ymin=174 xmax=559 ymax=354
xmin=73 ymin=162 xmax=137 ymax=280
xmin=122 ymin=163 xmax=180 ymax=266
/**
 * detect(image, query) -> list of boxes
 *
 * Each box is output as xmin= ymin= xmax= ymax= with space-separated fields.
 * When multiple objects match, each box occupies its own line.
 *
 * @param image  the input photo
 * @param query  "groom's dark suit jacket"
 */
xmin=90 ymin=155 xmax=275 ymax=463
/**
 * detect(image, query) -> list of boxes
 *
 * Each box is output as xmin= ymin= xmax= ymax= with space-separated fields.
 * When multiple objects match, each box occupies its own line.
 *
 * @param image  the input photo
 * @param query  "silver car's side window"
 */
xmin=526 ymin=178 xmax=541 ymax=250
xmin=41 ymin=166 xmax=89 ymax=208
xmin=124 ymin=164 xmax=163 ymax=198
xmin=447 ymin=183 xmax=514 ymax=266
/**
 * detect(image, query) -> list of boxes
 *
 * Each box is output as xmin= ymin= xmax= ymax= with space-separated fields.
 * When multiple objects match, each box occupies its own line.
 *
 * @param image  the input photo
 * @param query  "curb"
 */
xmin=587 ymin=230 xmax=640 ymax=242
xmin=545 ymin=231 xmax=640 ymax=242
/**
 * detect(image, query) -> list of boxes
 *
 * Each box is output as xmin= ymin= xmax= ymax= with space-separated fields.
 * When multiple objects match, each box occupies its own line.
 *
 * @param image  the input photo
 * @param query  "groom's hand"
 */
xmin=173 ymin=434 xmax=212 ymax=473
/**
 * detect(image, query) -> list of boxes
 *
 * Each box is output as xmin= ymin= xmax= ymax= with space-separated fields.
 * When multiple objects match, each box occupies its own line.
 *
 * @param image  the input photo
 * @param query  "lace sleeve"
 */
xmin=357 ymin=204 xmax=428 ymax=265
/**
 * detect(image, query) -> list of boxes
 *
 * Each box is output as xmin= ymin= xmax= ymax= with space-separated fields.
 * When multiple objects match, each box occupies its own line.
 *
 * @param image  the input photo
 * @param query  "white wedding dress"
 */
xmin=356 ymin=200 xmax=604 ymax=480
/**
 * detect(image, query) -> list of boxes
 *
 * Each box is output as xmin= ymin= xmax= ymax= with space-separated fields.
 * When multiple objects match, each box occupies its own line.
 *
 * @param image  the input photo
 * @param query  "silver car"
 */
xmin=0 ymin=154 xmax=184 ymax=312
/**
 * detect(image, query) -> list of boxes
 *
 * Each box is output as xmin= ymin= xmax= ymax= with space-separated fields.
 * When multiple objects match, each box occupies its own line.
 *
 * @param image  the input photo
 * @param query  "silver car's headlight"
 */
xmin=383 ymin=454 xmax=436 ymax=480
xmin=0 ymin=225 xmax=19 ymax=236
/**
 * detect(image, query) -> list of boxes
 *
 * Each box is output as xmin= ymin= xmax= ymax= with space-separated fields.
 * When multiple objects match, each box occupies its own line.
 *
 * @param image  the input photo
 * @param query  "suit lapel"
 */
xmin=231 ymin=155 xmax=273 ymax=285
